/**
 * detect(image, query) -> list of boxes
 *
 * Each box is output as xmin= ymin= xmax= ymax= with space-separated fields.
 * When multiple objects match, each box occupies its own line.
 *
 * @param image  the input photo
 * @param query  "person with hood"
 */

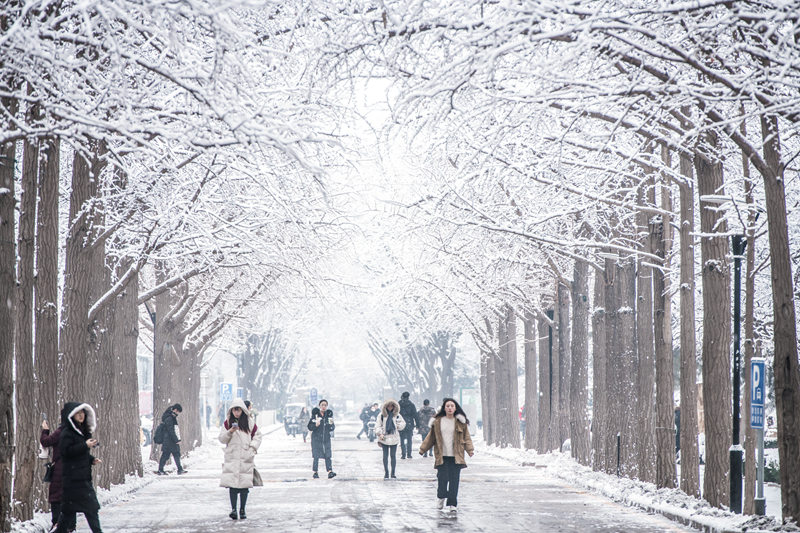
xmin=417 ymin=399 xmax=437 ymax=458
xmin=157 ymin=403 xmax=187 ymax=475
xmin=307 ymin=399 xmax=336 ymax=479
xmin=376 ymin=399 xmax=406 ymax=479
xmin=53 ymin=402 xmax=103 ymax=533
xmin=418 ymin=398 xmax=475 ymax=513
xmin=398 ymin=391 xmax=419 ymax=459
xmin=40 ymin=405 xmax=76 ymax=532
xmin=219 ymin=398 xmax=262 ymax=520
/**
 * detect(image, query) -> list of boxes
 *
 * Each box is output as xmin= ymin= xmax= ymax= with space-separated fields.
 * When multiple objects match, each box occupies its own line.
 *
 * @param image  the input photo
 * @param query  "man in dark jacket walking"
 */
xmin=308 ymin=399 xmax=336 ymax=479
xmin=417 ymin=399 xmax=436 ymax=457
xmin=398 ymin=392 xmax=419 ymax=459
xmin=157 ymin=403 xmax=187 ymax=475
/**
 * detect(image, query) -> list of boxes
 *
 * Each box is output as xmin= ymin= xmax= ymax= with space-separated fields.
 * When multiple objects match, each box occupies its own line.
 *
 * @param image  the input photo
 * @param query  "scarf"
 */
xmin=385 ymin=412 xmax=396 ymax=434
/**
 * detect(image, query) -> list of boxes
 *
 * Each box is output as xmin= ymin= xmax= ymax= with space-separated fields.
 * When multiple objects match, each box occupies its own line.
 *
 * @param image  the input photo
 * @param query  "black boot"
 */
xmin=239 ymin=508 xmax=247 ymax=520
xmin=229 ymin=510 xmax=238 ymax=520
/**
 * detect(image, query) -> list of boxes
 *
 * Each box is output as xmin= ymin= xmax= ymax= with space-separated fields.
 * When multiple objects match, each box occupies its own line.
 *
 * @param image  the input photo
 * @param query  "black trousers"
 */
xmin=382 ymin=444 xmax=397 ymax=476
xmin=158 ymin=444 xmax=183 ymax=472
xmin=229 ymin=488 xmax=249 ymax=511
xmin=357 ymin=422 xmax=367 ymax=438
xmin=437 ymin=456 xmax=462 ymax=507
xmin=399 ymin=429 xmax=414 ymax=458
xmin=313 ymin=457 xmax=332 ymax=472
xmin=54 ymin=509 xmax=102 ymax=533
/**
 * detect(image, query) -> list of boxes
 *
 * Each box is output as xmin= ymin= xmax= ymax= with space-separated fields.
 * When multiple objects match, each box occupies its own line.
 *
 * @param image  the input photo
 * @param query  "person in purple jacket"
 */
xmin=40 ymin=405 xmax=76 ymax=533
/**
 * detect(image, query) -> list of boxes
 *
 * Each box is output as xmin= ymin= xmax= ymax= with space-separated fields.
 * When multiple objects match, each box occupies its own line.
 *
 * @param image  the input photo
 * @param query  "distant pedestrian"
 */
xmin=157 ymin=404 xmax=187 ymax=475
xmin=376 ymin=399 xmax=406 ymax=479
xmin=356 ymin=403 xmax=370 ymax=439
xmin=244 ymin=400 xmax=259 ymax=424
xmin=219 ymin=398 xmax=262 ymax=520
xmin=218 ymin=403 xmax=225 ymax=427
xmin=308 ymin=399 xmax=336 ymax=479
xmin=40 ymin=405 xmax=76 ymax=533
xmin=298 ymin=407 xmax=309 ymax=443
xmin=398 ymin=391 xmax=419 ymax=459
xmin=418 ymin=398 xmax=475 ymax=513
xmin=53 ymin=402 xmax=103 ymax=533
xmin=205 ymin=403 xmax=212 ymax=429
xmin=417 ymin=399 xmax=436 ymax=458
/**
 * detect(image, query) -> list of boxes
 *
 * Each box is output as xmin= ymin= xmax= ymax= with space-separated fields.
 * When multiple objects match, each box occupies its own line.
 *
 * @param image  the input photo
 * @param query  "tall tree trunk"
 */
xmin=0 ymin=90 xmax=19 ymax=533
xmin=636 ymin=179 xmax=656 ymax=484
xmin=504 ymin=305 xmax=521 ymax=447
xmin=742 ymin=149 xmax=757 ymax=514
xmin=524 ymin=311 xmax=538 ymax=450
xmin=557 ymin=282 xmax=571 ymax=451
xmin=537 ymin=311 xmax=552 ymax=452
xmin=549 ymin=292 xmax=562 ymax=451
xmin=479 ymin=348 xmax=491 ymax=443
xmin=35 ymin=136 xmax=59 ymax=435
xmin=653 ymin=216 xmax=677 ymax=488
xmin=695 ymin=136 xmax=733 ymax=509
xmin=591 ymin=269 xmax=607 ymax=471
xmin=617 ymin=257 xmax=637 ymax=477
xmin=759 ymin=115 xmax=800 ymax=522
xmin=13 ymin=95 xmax=40 ymax=520
xmin=603 ymin=259 xmax=619 ymax=474
xmin=570 ymin=259 xmax=590 ymax=465
xmin=678 ymin=154 xmax=701 ymax=498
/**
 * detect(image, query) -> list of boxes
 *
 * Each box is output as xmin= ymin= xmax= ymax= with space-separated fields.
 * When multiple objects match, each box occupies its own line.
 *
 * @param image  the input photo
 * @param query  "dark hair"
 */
xmin=71 ymin=410 xmax=91 ymax=437
xmin=401 ymin=391 xmax=410 ymax=399
xmin=171 ymin=403 xmax=183 ymax=412
xmin=319 ymin=399 xmax=328 ymax=406
xmin=423 ymin=399 xmax=430 ymax=406
xmin=434 ymin=398 xmax=469 ymax=424
xmin=244 ymin=400 xmax=252 ymax=409
xmin=227 ymin=408 xmax=251 ymax=434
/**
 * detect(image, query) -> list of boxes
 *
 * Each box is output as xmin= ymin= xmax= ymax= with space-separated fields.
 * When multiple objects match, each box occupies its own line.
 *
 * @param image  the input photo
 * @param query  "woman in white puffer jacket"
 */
xmin=219 ymin=398 xmax=262 ymax=520
xmin=376 ymin=399 xmax=406 ymax=479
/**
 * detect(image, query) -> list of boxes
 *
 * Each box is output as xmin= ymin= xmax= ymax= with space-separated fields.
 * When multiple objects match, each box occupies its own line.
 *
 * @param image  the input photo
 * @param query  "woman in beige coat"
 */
xmin=376 ymin=399 xmax=406 ymax=479
xmin=418 ymin=398 xmax=474 ymax=513
xmin=219 ymin=398 xmax=262 ymax=520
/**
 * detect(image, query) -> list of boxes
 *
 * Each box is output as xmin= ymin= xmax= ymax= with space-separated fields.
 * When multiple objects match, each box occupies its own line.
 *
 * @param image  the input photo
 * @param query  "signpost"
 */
xmin=236 ymin=387 xmax=244 ymax=399
xmin=220 ymin=382 xmax=233 ymax=402
xmin=750 ymin=358 xmax=766 ymax=515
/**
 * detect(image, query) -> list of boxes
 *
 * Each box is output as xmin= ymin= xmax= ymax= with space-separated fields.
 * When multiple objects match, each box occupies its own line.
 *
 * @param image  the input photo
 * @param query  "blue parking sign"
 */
xmin=220 ymin=382 xmax=233 ymax=402
xmin=309 ymin=388 xmax=318 ymax=405
xmin=750 ymin=358 xmax=766 ymax=429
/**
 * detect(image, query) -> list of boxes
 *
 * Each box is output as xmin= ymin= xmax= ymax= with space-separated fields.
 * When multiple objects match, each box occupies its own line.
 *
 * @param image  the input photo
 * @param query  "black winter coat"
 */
xmin=398 ymin=399 xmax=419 ymax=432
xmin=160 ymin=408 xmax=181 ymax=451
xmin=307 ymin=408 xmax=335 ymax=459
xmin=59 ymin=408 xmax=100 ymax=513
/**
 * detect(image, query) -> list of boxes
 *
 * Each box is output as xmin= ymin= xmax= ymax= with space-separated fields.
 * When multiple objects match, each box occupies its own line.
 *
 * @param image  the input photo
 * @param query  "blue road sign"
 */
xmin=751 ymin=358 xmax=766 ymax=429
xmin=309 ymin=387 xmax=318 ymax=406
xmin=236 ymin=387 xmax=244 ymax=399
xmin=220 ymin=382 xmax=233 ymax=402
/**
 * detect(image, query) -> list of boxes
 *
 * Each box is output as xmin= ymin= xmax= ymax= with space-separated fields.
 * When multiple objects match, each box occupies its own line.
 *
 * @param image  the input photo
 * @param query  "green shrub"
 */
xmin=764 ymin=458 xmax=780 ymax=484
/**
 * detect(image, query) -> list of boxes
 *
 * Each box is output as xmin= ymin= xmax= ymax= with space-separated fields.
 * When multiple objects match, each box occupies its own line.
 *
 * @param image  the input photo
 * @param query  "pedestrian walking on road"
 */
xmin=157 ymin=403 xmax=187 ymax=475
xmin=53 ymin=402 xmax=103 ymax=533
xmin=418 ymin=398 xmax=475 ymax=514
xmin=298 ymin=406 xmax=310 ymax=443
xmin=356 ymin=403 xmax=370 ymax=439
xmin=417 ymin=399 xmax=436 ymax=458
xmin=308 ymin=399 xmax=336 ymax=479
xmin=376 ymin=399 xmax=406 ymax=479
xmin=398 ymin=391 xmax=419 ymax=459
xmin=219 ymin=398 xmax=263 ymax=520
xmin=40 ymin=405 xmax=76 ymax=532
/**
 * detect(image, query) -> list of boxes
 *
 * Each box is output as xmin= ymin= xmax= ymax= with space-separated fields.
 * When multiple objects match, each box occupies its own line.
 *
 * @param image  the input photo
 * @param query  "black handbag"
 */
xmin=42 ymin=462 xmax=54 ymax=483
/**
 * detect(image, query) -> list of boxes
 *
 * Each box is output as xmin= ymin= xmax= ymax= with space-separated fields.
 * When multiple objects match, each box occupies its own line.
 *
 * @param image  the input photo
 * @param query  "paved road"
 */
xmin=98 ymin=420 xmax=696 ymax=532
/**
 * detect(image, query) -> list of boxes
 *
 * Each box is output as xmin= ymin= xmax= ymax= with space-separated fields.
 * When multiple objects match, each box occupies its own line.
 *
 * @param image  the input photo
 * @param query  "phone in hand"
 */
xmin=232 ymin=422 xmax=239 ymax=428
xmin=41 ymin=412 xmax=47 ymax=421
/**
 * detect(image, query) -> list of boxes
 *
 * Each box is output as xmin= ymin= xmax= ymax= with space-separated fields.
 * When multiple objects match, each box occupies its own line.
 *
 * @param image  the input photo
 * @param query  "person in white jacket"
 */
xmin=219 ymin=398 xmax=262 ymax=520
xmin=376 ymin=399 xmax=406 ymax=479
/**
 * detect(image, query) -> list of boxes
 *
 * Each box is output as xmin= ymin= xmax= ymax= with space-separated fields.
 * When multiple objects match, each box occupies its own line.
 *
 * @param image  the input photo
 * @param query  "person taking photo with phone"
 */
xmin=40 ymin=405 xmax=76 ymax=533
xmin=53 ymin=402 xmax=103 ymax=533
xmin=308 ymin=399 xmax=336 ymax=479
xmin=219 ymin=398 xmax=262 ymax=520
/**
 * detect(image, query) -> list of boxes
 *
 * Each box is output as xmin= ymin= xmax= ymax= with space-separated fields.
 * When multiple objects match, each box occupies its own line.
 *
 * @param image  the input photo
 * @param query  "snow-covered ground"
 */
xmin=11 ymin=421 xmax=795 ymax=532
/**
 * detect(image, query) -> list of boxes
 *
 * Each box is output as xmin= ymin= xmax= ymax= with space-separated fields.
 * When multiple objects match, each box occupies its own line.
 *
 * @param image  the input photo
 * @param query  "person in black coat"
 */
xmin=307 ymin=399 xmax=336 ymax=479
xmin=157 ymin=403 xmax=187 ymax=475
xmin=398 ymin=391 xmax=420 ymax=459
xmin=40 ymin=404 xmax=77 ymax=532
xmin=53 ymin=402 xmax=102 ymax=533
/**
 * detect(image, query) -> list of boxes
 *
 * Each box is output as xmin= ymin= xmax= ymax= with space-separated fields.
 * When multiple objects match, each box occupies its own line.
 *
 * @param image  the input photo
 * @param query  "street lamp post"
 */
xmin=730 ymin=234 xmax=746 ymax=514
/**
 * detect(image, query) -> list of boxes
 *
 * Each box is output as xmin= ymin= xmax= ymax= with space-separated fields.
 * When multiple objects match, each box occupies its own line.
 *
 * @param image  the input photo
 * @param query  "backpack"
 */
xmin=153 ymin=423 xmax=165 ymax=445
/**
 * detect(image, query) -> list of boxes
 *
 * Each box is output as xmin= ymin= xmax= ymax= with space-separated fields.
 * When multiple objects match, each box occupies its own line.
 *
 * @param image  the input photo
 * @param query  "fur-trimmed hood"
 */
xmin=381 ymin=399 xmax=401 ymax=418
xmin=430 ymin=413 xmax=466 ymax=428
xmin=63 ymin=402 xmax=97 ymax=435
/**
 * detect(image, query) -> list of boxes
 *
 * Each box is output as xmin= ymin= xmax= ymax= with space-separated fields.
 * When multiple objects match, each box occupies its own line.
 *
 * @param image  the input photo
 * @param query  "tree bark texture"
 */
xmin=678 ymin=157 xmax=701 ymax=498
xmin=570 ymin=259 xmax=590 ymax=466
xmin=695 ymin=142 xmax=733 ymax=509
xmin=537 ymin=312 xmax=551 ymax=453
xmin=616 ymin=258 xmax=637 ymax=478
xmin=504 ymin=305 xmax=520 ymax=447
xmin=603 ymin=259 xmax=619 ymax=474
xmin=760 ymin=115 xmax=800 ymax=522
xmin=549 ymin=297 xmax=562 ymax=451
xmin=591 ymin=270 xmax=607 ymax=471
xmin=742 ymin=158 xmax=757 ymax=514
xmin=523 ymin=311 xmax=538 ymax=450
xmin=557 ymin=283 xmax=571 ymax=452
xmin=479 ymin=349 xmax=491 ymax=444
